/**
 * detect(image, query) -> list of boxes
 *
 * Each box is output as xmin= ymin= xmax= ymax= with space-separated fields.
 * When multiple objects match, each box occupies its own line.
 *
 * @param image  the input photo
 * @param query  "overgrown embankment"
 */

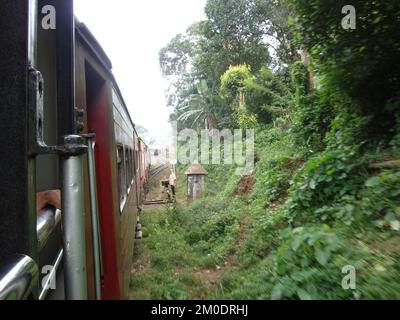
xmin=130 ymin=123 xmax=400 ymax=299
xmin=130 ymin=0 xmax=400 ymax=300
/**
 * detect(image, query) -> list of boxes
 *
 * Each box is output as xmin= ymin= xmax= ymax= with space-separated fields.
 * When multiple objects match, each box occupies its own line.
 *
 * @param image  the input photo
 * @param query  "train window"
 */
xmin=129 ymin=149 xmax=133 ymax=182
xmin=127 ymin=149 xmax=131 ymax=184
xmin=130 ymin=151 xmax=133 ymax=182
xmin=135 ymin=150 xmax=139 ymax=173
xmin=131 ymin=149 xmax=134 ymax=180
xmin=117 ymin=145 xmax=126 ymax=205
xmin=125 ymin=148 xmax=130 ymax=190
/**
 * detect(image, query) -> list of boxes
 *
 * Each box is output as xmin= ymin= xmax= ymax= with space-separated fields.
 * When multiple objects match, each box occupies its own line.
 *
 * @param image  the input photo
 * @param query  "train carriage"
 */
xmin=76 ymin=22 xmax=142 ymax=299
xmin=0 ymin=1 xmax=149 ymax=300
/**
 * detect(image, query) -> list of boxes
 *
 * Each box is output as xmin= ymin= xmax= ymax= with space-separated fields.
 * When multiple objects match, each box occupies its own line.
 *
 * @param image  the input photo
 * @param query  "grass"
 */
xmin=130 ymin=126 xmax=400 ymax=300
xmin=130 ymin=162 xmax=253 ymax=300
xmin=130 ymin=205 xmax=231 ymax=299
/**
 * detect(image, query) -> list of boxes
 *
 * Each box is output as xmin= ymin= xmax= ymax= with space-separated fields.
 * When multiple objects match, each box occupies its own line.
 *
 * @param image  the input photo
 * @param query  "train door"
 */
xmin=84 ymin=61 xmax=121 ymax=299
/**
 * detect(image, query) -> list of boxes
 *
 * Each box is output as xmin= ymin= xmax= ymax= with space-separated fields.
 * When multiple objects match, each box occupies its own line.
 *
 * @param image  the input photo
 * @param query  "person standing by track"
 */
xmin=168 ymin=168 xmax=177 ymax=201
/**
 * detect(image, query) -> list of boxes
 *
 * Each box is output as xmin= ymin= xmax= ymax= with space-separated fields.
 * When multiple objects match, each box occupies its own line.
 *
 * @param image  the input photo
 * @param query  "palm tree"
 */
xmin=177 ymin=80 xmax=218 ymax=130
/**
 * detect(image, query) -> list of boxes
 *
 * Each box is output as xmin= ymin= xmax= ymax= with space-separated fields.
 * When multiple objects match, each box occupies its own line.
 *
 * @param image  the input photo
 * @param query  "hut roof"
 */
xmin=185 ymin=162 xmax=208 ymax=175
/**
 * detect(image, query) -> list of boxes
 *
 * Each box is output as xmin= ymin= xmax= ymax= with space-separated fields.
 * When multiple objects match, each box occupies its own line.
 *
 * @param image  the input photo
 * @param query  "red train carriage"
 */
xmin=0 ymin=1 xmax=147 ymax=300
xmin=78 ymin=22 xmax=142 ymax=299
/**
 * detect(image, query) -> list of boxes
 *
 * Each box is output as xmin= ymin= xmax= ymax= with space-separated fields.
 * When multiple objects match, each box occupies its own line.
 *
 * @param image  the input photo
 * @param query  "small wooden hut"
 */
xmin=185 ymin=162 xmax=208 ymax=200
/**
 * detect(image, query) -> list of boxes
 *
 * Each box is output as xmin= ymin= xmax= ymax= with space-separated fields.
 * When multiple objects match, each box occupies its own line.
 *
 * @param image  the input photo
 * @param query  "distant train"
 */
xmin=150 ymin=147 xmax=169 ymax=167
xmin=0 ymin=1 xmax=150 ymax=300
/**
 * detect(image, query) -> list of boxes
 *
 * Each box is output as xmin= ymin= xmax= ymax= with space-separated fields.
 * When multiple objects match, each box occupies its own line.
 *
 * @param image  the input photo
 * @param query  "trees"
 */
xmin=176 ymin=80 xmax=220 ymax=130
xmin=160 ymin=0 xmax=400 ymax=139
xmin=286 ymin=0 xmax=400 ymax=137
xmin=160 ymin=0 xmax=296 ymax=130
xmin=199 ymin=0 xmax=271 ymax=77
xmin=221 ymin=65 xmax=293 ymax=128
xmin=150 ymin=0 xmax=400 ymax=301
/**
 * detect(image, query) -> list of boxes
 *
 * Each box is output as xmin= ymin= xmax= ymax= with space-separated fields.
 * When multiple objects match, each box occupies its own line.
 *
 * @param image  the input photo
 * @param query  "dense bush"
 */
xmin=133 ymin=0 xmax=400 ymax=300
xmin=251 ymin=155 xmax=297 ymax=207
xmin=285 ymin=146 xmax=366 ymax=221
xmin=287 ymin=0 xmax=400 ymax=136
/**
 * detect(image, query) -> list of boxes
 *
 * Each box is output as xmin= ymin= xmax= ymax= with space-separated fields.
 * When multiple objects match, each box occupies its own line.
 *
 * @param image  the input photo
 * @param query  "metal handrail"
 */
xmin=38 ymin=249 xmax=63 ymax=300
xmin=0 ymin=255 xmax=38 ymax=300
xmin=61 ymin=135 xmax=88 ymax=300
xmin=0 ymin=208 xmax=61 ymax=300
xmin=37 ymin=208 xmax=62 ymax=252
xmin=87 ymin=136 xmax=103 ymax=300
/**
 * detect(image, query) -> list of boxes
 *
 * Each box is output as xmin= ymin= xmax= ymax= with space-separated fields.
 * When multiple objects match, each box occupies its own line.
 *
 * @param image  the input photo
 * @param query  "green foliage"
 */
xmin=325 ymin=105 xmax=370 ymax=149
xmin=220 ymin=65 xmax=294 ymax=128
xmin=360 ymin=170 xmax=400 ymax=226
xmin=252 ymin=155 xmax=297 ymax=207
xmin=159 ymin=31 xmax=197 ymax=77
xmin=252 ymin=0 xmax=298 ymax=64
xmin=249 ymin=125 xmax=300 ymax=217
xmin=176 ymin=80 xmax=220 ymax=129
xmin=388 ymin=101 xmax=400 ymax=156
xmin=291 ymin=61 xmax=308 ymax=98
xmin=245 ymin=67 xmax=294 ymax=124
xmin=235 ymin=109 xmax=257 ymax=129
xmin=135 ymin=0 xmax=400 ymax=301
xmin=220 ymin=65 xmax=257 ymax=128
xmin=290 ymin=62 xmax=340 ymax=150
xmin=160 ymin=0 xmax=296 ymax=130
xmin=202 ymin=0 xmax=272 ymax=74
xmin=286 ymin=0 xmax=400 ymax=136
xmin=285 ymin=146 xmax=366 ymax=221
xmin=310 ymin=170 xmax=400 ymax=229
xmin=202 ymin=162 xmax=240 ymax=197
xmin=269 ymin=224 xmax=346 ymax=300
xmin=188 ymin=209 xmax=240 ymax=262
xmin=292 ymin=87 xmax=345 ymax=150
xmin=220 ymin=65 xmax=252 ymax=95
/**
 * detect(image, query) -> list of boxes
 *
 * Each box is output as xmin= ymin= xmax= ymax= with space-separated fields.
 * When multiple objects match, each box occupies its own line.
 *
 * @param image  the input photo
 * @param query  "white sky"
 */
xmin=74 ymin=0 xmax=207 ymax=146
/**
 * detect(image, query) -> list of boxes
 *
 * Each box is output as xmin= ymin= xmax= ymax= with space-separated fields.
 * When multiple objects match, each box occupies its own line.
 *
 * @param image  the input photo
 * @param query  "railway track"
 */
xmin=149 ymin=163 xmax=170 ymax=178
xmin=144 ymin=163 xmax=171 ymax=206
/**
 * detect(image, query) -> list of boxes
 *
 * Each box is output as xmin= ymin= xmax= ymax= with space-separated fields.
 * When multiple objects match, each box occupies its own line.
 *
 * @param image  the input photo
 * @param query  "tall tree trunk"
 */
xmin=300 ymin=49 xmax=316 ymax=91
